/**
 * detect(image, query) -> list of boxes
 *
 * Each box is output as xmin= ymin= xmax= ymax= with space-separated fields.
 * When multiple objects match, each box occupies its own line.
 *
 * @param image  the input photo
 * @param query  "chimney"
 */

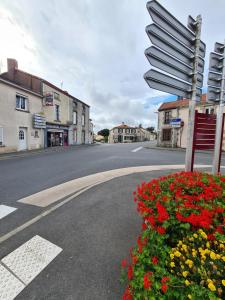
xmin=7 ymin=58 xmax=18 ymax=71
xmin=122 ymin=122 xmax=125 ymax=125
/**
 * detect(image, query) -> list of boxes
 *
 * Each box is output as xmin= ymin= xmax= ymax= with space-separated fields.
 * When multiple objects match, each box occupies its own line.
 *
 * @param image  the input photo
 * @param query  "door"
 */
xmin=18 ymin=128 xmax=27 ymax=151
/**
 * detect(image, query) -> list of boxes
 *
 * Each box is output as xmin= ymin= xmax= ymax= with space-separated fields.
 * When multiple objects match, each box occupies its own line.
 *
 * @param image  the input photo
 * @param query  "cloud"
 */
xmin=1 ymin=0 xmax=225 ymax=132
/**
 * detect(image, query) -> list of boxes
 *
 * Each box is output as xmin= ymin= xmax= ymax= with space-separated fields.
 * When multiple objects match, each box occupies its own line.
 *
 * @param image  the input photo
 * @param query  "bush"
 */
xmin=121 ymin=172 xmax=225 ymax=300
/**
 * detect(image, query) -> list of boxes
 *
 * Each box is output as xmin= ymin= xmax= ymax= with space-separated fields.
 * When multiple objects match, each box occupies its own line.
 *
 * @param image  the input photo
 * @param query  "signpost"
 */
xmin=208 ymin=40 xmax=225 ymax=174
xmin=144 ymin=0 xmax=205 ymax=171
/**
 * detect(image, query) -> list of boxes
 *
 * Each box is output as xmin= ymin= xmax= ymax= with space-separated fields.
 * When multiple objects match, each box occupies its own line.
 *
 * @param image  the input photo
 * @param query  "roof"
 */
xmin=0 ymin=67 xmax=90 ymax=107
xmin=112 ymin=124 xmax=135 ymax=130
xmin=158 ymin=94 xmax=206 ymax=111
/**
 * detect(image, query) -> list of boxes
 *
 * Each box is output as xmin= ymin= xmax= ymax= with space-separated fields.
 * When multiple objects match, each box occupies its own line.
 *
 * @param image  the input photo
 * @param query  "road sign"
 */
xmin=208 ymin=71 xmax=222 ymax=88
xmin=146 ymin=0 xmax=206 ymax=58
xmin=208 ymin=87 xmax=223 ymax=101
xmin=214 ymin=42 xmax=225 ymax=54
xmin=145 ymin=46 xmax=203 ymax=87
xmin=209 ymin=52 xmax=224 ymax=73
xmin=144 ymin=69 xmax=201 ymax=99
xmin=170 ymin=118 xmax=182 ymax=127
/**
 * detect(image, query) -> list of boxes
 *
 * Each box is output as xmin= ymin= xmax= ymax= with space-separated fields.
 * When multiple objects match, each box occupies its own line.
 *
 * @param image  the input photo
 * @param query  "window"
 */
xmin=55 ymin=104 xmax=60 ymax=121
xmin=0 ymin=127 xmax=3 ymax=146
xmin=206 ymin=108 xmax=214 ymax=114
xmin=118 ymin=128 xmax=123 ymax=133
xmin=34 ymin=130 xmax=39 ymax=138
xmin=82 ymin=114 xmax=85 ymax=126
xmin=73 ymin=101 xmax=77 ymax=111
xmin=164 ymin=111 xmax=171 ymax=124
xmin=125 ymin=129 xmax=129 ymax=134
xmin=162 ymin=129 xmax=171 ymax=141
xmin=54 ymin=92 xmax=60 ymax=101
xmin=19 ymin=130 xmax=24 ymax=140
xmin=73 ymin=111 xmax=77 ymax=125
xmin=73 ymin=129 xmax=77 ymax=143
xmin=16 ymin=95 xmax=27 ymax=111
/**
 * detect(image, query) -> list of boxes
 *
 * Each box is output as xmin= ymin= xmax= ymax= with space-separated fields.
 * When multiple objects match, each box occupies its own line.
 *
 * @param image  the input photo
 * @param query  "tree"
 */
xmin=97 ymin=129 xmax=109 ymax=137
xmin=146 ymin=127 xmax=155 ymax=133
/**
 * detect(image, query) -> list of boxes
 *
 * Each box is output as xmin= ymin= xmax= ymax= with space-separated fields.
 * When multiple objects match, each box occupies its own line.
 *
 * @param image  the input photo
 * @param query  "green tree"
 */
xmin=97 ymin=129 xmax=110 ymax=143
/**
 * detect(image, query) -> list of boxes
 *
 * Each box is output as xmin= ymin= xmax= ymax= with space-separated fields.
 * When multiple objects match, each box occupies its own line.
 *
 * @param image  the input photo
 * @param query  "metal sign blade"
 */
xmin=187 ymin=15 xmax=197 ymax=32
xmin=145 ymin=46 xmax=203 ymax=87
xmin=209 ymin=52 xmax=224 ymax=73
xmin=146 ymin=0 xmax=206 ymax=58
xmin=144 ymin=69 xmax=201 ymax=100
xmin=214 ymin=42 xmax=225 ymax=55
xmin=208 ymin=71 xmax=222 ymax=88
xmin=207 ymin=87 xmax=222 ymax=102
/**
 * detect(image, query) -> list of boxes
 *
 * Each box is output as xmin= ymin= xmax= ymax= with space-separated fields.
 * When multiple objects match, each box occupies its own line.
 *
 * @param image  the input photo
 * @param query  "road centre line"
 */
xmin=0 ymin=235 xmax=62 ymax=299
xmin=0 ymin=164 xmax=215 ymax=246
xmin=131 ymin=146 xmax=143 ymax=153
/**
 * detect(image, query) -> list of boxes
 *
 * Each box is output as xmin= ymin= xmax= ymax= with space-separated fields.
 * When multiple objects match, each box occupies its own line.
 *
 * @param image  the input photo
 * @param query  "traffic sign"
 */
xmin=144 ymin=69 xmax=201 ymax=100
xmin=146 ymin=0 xmax=206 ymax=58
xmin=214 ymin=42 xmax=225 ymax=54
xmin=207 ymin=87 xmax=222 ymax=101
xmin=145 ymin=46 xmax=203 ymax=87
xmin=209 ymin=52 xmax=224 ymax=73
xmin=208 ymin=72 xmax=222 ymax=88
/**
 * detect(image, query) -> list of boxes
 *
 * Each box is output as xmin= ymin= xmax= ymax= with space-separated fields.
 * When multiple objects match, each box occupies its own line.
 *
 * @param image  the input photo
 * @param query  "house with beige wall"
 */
xmin=157 ymin=94 xmax=219 ymax=149
xmin=0 ymin=58 xmax=91 ymax=153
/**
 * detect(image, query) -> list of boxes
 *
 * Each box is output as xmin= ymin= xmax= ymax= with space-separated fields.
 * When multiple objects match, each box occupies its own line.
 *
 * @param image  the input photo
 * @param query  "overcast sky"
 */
xmin=0 ymin=0 xmax=225 ymax=132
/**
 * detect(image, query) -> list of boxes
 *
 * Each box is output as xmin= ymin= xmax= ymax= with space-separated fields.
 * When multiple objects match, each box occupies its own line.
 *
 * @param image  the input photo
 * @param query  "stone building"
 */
xmin=0 ymin=58 xmax=91 ymax=153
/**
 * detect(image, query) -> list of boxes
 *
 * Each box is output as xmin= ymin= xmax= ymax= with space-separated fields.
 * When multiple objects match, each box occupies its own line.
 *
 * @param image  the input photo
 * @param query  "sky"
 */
xmin=0 ymin=0 xmax=225 ymax=132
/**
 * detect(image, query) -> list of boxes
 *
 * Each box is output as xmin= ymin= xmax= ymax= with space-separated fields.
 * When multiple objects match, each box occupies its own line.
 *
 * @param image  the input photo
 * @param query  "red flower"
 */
xmin=143 ymin=273 xmax=152 ymax=289
xmin=161 ymin=276 xmax=170 ymax=283
xmin=123 ymin=286 xmax=133 ymax=300
xmin=142 ymin=223 xmax=147 ymax=231
xmin=161 ymin=284 xmax=168 ymax=293
xmin=132 ymin=255 xmax=138 ymax=265
xmin=156 ymin=201 xmax=169 ymax=223
xmin=121 ymin=259 xmax=127 ymax=268
xmin=152 ymin=256 xmax=158 ymax=265
xmin=156 ymin=226 xmax=166 ymax=235
xmin=127 ymin=266 xmax=133 ymax=280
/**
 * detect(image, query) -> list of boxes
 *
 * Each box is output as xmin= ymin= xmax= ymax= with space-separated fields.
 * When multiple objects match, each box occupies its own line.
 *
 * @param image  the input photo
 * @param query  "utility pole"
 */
xmin=212 ymin=40 xmax=225 ymax=174
xmin=185 ymin=15 xmax=202 ymax=171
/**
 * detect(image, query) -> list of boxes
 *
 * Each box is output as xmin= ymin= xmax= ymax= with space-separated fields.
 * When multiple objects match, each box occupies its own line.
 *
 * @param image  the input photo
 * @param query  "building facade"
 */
xmin=157 ymin=94 xmax=220 ymax=149
xmin=0 ymin=58 xmax=91 ymax=153
xmin=109 ymin=123 xmax=156 ymax=143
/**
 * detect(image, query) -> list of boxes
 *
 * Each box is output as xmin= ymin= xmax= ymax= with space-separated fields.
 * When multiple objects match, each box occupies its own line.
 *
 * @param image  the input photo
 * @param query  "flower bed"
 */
xmin=121 ymin=172 xmax=225 ymax=300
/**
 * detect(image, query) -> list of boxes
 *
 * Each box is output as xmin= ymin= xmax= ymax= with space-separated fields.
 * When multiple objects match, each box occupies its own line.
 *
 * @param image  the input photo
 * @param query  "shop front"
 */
xmin=45 ymin=124 xmax=69 ymax=147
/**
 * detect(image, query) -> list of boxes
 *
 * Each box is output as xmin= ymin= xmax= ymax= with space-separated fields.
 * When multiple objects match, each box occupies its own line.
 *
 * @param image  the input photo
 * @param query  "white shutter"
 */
xmin=0 ymin=127 xmax=3 ymax=145
xmin=73 ymin=112 xmax=77 ymax=125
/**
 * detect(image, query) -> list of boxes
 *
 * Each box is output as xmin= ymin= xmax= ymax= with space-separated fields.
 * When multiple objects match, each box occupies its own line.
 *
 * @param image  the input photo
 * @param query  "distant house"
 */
xmin=157 ymin=94 xmax=219 ymax=148
xmin=108 ymin=123 xmax=156 ymax=143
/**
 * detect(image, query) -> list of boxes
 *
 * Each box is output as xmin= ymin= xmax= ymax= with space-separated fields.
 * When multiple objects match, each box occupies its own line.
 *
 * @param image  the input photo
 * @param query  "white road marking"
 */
xmin=0 ymin=264 xmax=25 ymax=300
xmin=131 ymin=147 xmax=143 ymax=153
xmin=0 ymin=164 xmax=219 ymax=246
xmin=2 ymin=235 xmax=62 ymax=285
xmin=0 ymin=205 xmax=17 ymax=220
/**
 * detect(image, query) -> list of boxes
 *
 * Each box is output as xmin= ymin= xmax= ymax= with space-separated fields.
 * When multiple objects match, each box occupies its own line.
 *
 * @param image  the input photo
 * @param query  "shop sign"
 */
xmin=33 ymin=114 xmax=46 ymax=129
xmin=46 ymin=124 xmax=68 ymax=130
xmin=45 ymin=92 xmax=54 ymax=106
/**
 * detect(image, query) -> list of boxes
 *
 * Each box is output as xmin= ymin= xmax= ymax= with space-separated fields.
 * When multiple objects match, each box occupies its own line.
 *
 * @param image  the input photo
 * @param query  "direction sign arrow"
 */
xmin=144 ymin=69 xmax=201 ymax=100
xmin=208 ymin=71 xmax=222 ymax=88
xmin=209 ymin=52 xmax=224 ymax=73
xmin=145 ymin=46 xmax=203 ymax=87
xmin=207 ymin=87 xmax=223 ymax=101
xmin=214 ymin=42 xmax=225 ymax=55
xmin=146 ymin=0 xmax=206 ymax=58
xmin=146 ymin=24 xmax=204 ymax=72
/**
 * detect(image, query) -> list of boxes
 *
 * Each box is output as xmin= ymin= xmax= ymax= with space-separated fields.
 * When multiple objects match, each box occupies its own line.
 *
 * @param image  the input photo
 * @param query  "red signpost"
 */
xmin=191 ymin=112 xmax=217 ymax=171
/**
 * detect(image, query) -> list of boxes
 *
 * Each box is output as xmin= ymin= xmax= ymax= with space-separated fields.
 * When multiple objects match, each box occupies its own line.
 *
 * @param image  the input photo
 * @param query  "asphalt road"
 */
xmin=0 ymin=143 xmax=224 ymax=299
xmin=0 ymin=142 xmax=221 ymax=203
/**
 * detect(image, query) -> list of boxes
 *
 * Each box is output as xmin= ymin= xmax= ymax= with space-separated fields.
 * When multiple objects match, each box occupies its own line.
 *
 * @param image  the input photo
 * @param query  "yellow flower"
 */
xmin=206 ymin=242 xmax=210 ymax=248
xmin=170 ymin=254 xmax=174 ymax=259
xmin=222 ymin=280 xmax=225 ymax=286
xmin=174 ymin=251 xmax=181 ymax=257
xmin=185 ymin=280 xmax=190 ymax=286
xmin=188 ymin=295 xmax=192 ymax=299
xmin=208 ymin=282 xmax=216 ymax=291
xmin=193 ymin=233 xmax=198 ymax=238
xmin=219 ymin=244 xmax=224 ymax=249
xmin=181 ymin=264 xmax=184 ymax=269
xmin=170 ymin=262 xmax=175 ymax=268
xmin=182 ymin=271 xmax=188 ymax=277
xmin=222 ymin=256 xmax=225 ymax=262
xmin=210 ymin=252 xmax=216 ymax=260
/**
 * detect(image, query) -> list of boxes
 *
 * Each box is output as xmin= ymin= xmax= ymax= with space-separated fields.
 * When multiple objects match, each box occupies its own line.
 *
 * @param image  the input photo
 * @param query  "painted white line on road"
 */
xmin=0 ymin=263 xmax=25 ymax=300
xmin=131 ymin=147 xmax=143 ymax=153
xmin=0 ymin=205 xmax=17 ymax=220
xmin=2 ymin=235 xmax=62 ymax=285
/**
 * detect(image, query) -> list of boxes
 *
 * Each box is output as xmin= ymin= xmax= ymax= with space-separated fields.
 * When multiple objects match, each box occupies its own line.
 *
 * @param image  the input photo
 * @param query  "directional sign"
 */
xmin=144 ymin=69 xmax=201 ymax=100
xmin=145 ymin=46 xmax=203 ymax=87
xmin=207 ymin=87 xmax=222 ymax=101
xmin=208 ymin=72 xmax=222 ymax=88
xmin=146 ymin=24 xmax=204 ymax=72
xmin=209 ymin=52 xmax=224 ymax=73
xmin=214 ymin=42 xmax=225 ymax=54
xmin=146 ymin=0 xmax=206 ymax=58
